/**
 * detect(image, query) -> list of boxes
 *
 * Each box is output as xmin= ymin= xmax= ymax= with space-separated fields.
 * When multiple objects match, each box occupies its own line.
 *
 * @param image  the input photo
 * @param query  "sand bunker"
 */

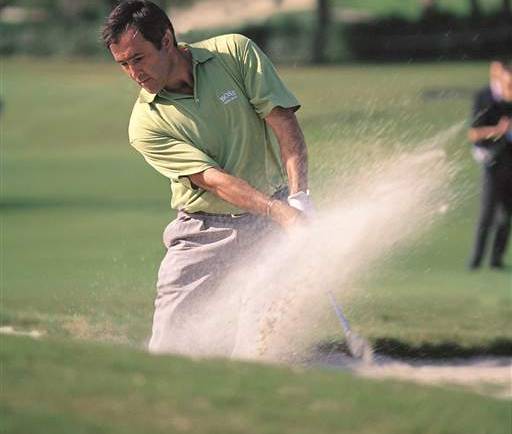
xmin=144 ymin=124 xmax=512 ymax=395
xmin=0 ymin=325 xmax=44 ymax=339
xmin=315 ymin=352 xmax=512 ymax=399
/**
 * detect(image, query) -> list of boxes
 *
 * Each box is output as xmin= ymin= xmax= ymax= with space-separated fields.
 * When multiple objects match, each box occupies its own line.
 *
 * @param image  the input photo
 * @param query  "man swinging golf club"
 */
xmin=102 ymin=0 xmax=314 ymax=354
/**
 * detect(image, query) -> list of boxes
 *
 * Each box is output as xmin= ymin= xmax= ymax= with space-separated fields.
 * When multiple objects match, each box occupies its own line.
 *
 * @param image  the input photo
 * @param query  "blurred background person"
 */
xmin=467 ymin=61 xmax=512 ymax=270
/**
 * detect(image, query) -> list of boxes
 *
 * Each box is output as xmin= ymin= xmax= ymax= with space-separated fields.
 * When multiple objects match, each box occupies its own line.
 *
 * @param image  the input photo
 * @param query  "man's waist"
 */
xmin=179 ymin=186 xmax=288 ymax=219
xmin=178 ymin=210 xmax=252 ymax=222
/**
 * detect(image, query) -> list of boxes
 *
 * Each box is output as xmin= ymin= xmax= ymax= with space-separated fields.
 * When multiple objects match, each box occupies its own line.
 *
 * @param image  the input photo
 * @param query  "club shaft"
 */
xmin=327 ymin=290 xmax=352 ymax=335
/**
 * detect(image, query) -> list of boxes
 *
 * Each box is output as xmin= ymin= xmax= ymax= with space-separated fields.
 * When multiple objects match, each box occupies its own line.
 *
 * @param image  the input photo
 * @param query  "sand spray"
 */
xmin=161 ymin=124 xmax=463 ymax=363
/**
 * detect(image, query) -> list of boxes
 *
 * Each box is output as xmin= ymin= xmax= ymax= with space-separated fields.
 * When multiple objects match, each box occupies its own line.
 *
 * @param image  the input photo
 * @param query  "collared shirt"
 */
xmin=128 ymin=34 xmax=300 ymax=214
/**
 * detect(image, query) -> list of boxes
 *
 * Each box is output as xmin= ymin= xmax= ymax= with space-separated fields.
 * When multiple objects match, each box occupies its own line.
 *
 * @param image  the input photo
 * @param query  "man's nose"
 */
xmin=129 ymin=64 xmax=142 ymax=81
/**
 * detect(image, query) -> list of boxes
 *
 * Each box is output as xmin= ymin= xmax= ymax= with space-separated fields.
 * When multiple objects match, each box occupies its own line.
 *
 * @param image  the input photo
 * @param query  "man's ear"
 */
xmin=162 ymin=29 xmax=173 ymax=51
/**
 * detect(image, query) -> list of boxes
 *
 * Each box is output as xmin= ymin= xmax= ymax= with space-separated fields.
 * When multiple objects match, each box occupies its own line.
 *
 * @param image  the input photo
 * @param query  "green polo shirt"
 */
xmin=128 ymin=33 xmax=300 ymax=214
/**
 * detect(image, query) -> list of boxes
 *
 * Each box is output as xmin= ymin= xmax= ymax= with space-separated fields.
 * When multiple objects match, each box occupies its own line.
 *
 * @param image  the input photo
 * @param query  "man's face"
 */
xmin=501 ymin=69 xmax=512 ymax=102
xmin=489 ymin=62 xmax=502 ymax=89
xmin=110 ymin=27 xmax=174 ymax=94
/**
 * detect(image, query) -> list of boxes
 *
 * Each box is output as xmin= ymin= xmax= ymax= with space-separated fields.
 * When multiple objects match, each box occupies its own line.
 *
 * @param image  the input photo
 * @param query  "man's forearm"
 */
xmin=265 ymin=107 xmax=308 ymax=194
xmin=468 ymin=126 xmax=504 ymax=143
xmin=188 ymin=168 xmax=302 ymax=227
xmin=190 ymin=168 xmax=269 ymax=215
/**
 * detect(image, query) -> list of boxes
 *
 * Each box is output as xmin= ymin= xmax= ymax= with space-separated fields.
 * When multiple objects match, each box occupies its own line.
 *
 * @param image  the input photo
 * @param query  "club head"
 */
xmin=346 ymin=331 xmax=374 ymax=364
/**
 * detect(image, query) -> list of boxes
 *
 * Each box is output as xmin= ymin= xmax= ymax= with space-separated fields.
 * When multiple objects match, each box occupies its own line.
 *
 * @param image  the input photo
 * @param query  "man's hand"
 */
xmin=468 ymin=116 xmax=511 ymax=143
xmin=496 ymin=116 xmax=511 ymax=138
xmin=189 ymin=168 xmax=306 ymax=230
xmin=287 ymin=190 xmax=315 ymax=218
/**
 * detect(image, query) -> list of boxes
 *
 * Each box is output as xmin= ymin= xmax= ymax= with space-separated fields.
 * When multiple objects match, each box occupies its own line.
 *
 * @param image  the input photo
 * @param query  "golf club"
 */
xmin=327 ymin=290 xmax=373 ymax=363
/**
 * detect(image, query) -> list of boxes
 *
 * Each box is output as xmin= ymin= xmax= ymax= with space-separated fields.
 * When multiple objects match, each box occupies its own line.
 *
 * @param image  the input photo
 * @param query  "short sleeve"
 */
xmin=240 ymin=38 xmax=300 ymax=118
xmin=129 ymin=103 xmax=218 ymax=189
xmin=130 ymin=135 xmax=218 ymax=189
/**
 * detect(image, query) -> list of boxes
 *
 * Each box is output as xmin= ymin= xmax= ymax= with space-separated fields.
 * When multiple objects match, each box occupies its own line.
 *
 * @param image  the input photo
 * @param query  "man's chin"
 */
xmin=140 ymin=82 xmax=161 ymax=94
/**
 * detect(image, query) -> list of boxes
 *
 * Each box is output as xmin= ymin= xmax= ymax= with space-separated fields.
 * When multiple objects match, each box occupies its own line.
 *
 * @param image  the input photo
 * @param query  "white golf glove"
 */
xmin=471 ymin=146 xmax=492 ymax=165
xmin=287 ymin=190 xmax=315 ymax=218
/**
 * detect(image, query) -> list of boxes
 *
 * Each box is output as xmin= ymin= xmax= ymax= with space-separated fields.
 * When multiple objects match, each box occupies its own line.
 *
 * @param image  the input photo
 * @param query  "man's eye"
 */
xmin=133 ymin=57 xmax=142 ymax=64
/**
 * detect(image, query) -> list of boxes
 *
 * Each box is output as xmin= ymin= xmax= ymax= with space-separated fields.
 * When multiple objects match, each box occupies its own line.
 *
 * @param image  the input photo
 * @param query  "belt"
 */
xmin=189 ymin=211 xmax=250 ymax=219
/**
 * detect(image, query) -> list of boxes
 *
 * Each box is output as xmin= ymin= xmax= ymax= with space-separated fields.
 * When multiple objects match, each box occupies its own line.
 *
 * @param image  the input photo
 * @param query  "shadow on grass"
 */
xmin=318 ymin=337 xmax=512 ymax=359
xmin=0 ymin=197 xmax=168 ymax=213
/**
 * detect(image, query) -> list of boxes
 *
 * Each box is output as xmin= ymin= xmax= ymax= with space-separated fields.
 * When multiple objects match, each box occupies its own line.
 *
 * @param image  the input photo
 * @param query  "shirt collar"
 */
xmin=138 ymin=45 xmax=214 ymax=104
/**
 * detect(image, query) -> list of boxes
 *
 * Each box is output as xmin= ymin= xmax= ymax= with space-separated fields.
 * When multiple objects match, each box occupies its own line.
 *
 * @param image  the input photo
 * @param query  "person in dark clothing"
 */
xmin=468 ymin=61 xmax=512 ymax=270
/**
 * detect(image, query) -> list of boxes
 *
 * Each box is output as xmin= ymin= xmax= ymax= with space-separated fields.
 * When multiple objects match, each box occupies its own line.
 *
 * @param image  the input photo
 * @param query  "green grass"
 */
xmin=291 ymin=64 xmax=511 ymax=352
xmin=2 ymin=58 xmax=511 ymax=349
xmin=1 ymin=58 xmax=511 ymax=432
xmin=2 ymin=335 xmax=510 ymax=434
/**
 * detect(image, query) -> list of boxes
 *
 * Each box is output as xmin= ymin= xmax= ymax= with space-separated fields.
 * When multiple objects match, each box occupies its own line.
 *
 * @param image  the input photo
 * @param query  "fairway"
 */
xmin=2 ymin=335 xmax=510 ymax=434
xmin=1 ymin=58 xmax=511 ymax=432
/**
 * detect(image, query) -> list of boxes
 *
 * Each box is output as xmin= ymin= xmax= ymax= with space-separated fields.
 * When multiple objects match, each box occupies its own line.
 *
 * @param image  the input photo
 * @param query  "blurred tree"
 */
xmin=59 ymin=0 xmax=83 ymax=15
xmin=503 ymin=0 xmax=511 ymax=16
xmin=53 ymin=0 xmax=110 ymax=22
xmin=312 ymin=0 xmax=330 ymax=64
xmin=469 ymin=0 xmax=482 ymax=19
xmin=103 ymin=1 xmax=172 ymax=12
xmin=420 ymin=0 xmax=439 ymax=20
xmin=420 ymin=0 xmax=437 ymax=10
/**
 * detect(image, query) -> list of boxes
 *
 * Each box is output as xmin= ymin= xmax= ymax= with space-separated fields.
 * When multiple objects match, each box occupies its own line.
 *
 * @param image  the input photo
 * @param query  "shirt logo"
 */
xmin=219 ymin=90 xmax=238 ymax=104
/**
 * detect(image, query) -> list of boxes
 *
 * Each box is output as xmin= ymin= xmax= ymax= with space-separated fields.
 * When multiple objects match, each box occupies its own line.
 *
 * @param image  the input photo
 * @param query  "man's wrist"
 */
xmin=266 ymin=198 xmax=278 ymax=217
xmin=267 ymin=199 xmax=284 ymax=219
xmin=268 ymin=199 xmax=303 ymax=228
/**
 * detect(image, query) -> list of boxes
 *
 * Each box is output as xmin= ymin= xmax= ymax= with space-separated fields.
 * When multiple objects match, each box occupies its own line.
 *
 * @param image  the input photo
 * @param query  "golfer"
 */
xmin=102 ymin=1 xmax=313 ymax=354
xmin=468 ymin=61 xmax=512 ymax=270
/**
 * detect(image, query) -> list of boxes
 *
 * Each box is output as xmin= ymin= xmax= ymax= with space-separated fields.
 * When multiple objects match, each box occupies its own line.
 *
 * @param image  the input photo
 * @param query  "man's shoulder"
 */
xmin=128 ymin=96 xmax=166 ymax=143
xmin=472 ymin=86 xmax=495 ymax=112
xmin=191 ymin=34 xmax=251 ymax=58
xmin=128 ymin=100 xmax=149 ymax=141
xmin=130 ymin=95 xmax=151 ymax=121
xmin=475 ymin=86 xmax=492 ymax=100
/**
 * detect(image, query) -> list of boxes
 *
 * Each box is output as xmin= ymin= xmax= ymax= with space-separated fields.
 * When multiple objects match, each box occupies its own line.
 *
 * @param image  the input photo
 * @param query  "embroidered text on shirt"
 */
xmin=219 ymin=90 xmax=238 ymax=104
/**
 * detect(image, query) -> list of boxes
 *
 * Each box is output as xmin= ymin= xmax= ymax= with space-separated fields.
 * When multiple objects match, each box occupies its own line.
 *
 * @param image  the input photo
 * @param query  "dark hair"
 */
xmin=493 ymin=58 xmax=512 ymax=67
xmin=102 ymin=1 xmax=177 ymax=50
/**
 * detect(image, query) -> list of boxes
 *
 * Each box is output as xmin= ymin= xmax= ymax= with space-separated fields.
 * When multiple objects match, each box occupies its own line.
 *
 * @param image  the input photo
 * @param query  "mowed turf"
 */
xmin=2 ymin=335 xmax=510 ymax=434
xmin=1 ymin=58 xmax=511 ymax=432
xmin=2 ymin=59 xmax=509 ymax=348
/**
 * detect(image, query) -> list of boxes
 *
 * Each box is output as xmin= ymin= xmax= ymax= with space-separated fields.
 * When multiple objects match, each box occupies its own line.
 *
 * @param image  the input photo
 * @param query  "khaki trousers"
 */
xmin=148 ymin=210 xmax=280 ymax=356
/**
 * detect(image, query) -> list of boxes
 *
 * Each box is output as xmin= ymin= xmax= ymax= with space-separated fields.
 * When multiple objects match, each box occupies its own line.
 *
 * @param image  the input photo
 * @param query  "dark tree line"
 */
xmin=0 ymin=0 xmax=176 ymax=14
xmin=427 ymin=0 xmax=511 ymax=18
xmin=312 ymin=0 xmax=512 ymax=63
xmin=1 ymin=0 xmax=509 ymax=60
xmin=312 ymin=0 xmax=330 ymax=63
